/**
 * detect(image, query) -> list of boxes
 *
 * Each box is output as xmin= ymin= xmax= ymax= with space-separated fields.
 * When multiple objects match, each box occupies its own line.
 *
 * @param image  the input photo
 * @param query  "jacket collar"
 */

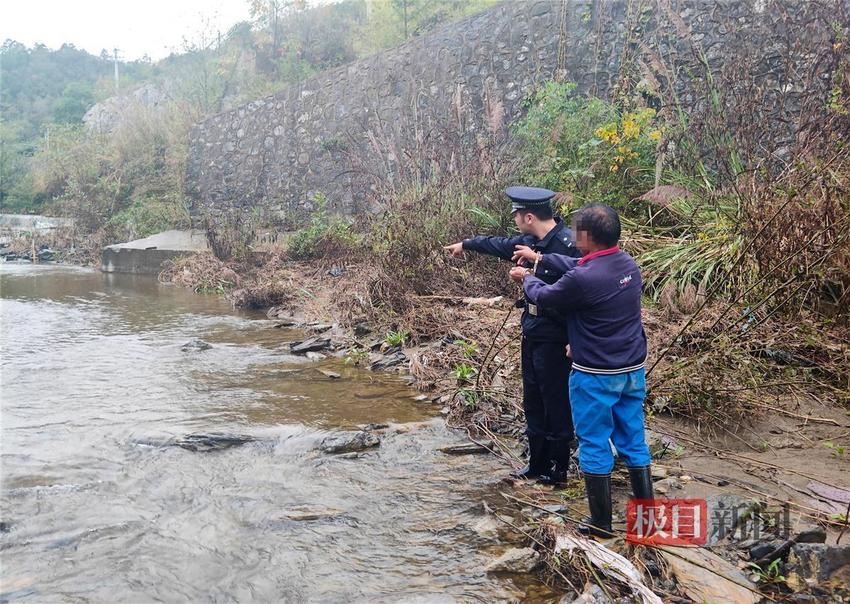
xmin=577 ymin=246 xmax=619 ymax=265
xmin=535 ymin=217 xmax=565 ymax=249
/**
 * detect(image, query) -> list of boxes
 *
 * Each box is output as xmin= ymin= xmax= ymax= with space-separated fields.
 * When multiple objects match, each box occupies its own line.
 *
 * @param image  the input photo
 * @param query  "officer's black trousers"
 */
xmin=521 ymin=337 xmax=574 ymax=441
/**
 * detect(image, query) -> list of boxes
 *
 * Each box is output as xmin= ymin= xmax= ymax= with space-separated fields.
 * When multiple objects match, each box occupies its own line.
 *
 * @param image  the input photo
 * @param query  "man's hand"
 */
xmin=443 ymin=242 xmax=464 ymax=257
xmin=512 ymin=245 xmax=537 ymax=265
xmin=509 ymin=266 xmax=529 ymax=283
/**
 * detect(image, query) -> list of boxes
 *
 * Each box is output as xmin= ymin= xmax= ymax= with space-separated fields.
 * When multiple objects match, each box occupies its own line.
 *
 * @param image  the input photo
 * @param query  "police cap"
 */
xmin=506 ymin=186 xmax=556 ymax=213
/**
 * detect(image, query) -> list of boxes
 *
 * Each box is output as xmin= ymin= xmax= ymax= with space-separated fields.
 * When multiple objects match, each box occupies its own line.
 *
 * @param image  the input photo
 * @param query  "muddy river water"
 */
xmin=0 ymin=264 xmax=553 ymax=602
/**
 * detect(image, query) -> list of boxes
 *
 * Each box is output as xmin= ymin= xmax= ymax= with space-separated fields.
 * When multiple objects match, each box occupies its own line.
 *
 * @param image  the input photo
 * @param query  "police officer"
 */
xmin=515 ymin=203 xmax=654 ymax=537
xmin=444 ymin=186 xmax=582 ymax=484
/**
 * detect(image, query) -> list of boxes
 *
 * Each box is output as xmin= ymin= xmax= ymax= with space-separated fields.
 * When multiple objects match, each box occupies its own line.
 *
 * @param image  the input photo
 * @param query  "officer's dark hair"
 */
xmin=573 ymin=203 xmax=621 ymax=247
xmin=516 ymin=204 xmax=554 ymax=221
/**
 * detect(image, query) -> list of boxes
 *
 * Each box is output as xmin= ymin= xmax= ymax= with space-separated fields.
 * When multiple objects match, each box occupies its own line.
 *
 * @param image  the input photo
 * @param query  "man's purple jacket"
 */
xmin=523 ymin=247 xmax=647 ymax=375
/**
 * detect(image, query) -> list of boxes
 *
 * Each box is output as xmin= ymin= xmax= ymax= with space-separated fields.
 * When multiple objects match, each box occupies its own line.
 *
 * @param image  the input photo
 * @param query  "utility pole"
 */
xmin=402 ymin=0 xmax=409 ymax=39
xmin=113 ymin=48 xmax=120 ymax=94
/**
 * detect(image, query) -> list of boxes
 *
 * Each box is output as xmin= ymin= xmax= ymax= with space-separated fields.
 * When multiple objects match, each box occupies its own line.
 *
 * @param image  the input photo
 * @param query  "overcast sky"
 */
xmin=1 ymin=0 xmax=254 ymax=61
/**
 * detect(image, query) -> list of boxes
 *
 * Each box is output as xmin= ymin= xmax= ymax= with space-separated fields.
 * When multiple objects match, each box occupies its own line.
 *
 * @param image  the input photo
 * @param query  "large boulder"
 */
xmin=174 ymin=433 xmax=256 ymax=452
xmin=318 ymin=431 xmax=380 ymax=454
xmin=786 ymin=543 xmax=850 ymax=590
xmin=83 ymin=83 xmax=166 ymax=134
xmin=290 ymin=337 xmax=331 ymax=354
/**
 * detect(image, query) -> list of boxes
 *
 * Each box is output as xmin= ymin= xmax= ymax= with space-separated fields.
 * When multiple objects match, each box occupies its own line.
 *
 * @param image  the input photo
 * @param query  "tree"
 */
xmin=53 ymin=82 xmax=95 ymax=123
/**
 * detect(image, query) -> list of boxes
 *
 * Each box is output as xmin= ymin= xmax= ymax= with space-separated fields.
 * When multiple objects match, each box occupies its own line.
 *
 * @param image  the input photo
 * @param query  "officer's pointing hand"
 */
xmin=443 ymin=242 xmax=464 ymax=257
xmin=512 ymin=245 xmax=537 ymax=265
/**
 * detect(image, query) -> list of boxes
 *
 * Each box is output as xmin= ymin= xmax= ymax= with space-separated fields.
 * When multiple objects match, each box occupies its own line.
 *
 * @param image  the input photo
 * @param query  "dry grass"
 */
xmin=159 ymin=252 xmax=241 ymax=294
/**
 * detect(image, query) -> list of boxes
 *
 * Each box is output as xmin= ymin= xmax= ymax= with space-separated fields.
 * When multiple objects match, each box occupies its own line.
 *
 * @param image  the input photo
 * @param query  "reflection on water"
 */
xmin=0 ymin=264 xmax=551 ymax=602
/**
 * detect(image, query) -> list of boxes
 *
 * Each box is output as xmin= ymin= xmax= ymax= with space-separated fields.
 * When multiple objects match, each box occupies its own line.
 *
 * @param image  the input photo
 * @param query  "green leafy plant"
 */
xmin=453 ymin=339 xmax=478 ymax=358
xmin=343 ymin=347 xmax=369 ymax=366
xmin=512 ymin=81 xmax=660 ymax=210
xmin=824 ymin=441 xmax=847 ymax=457
xmin=287 ymin=192 xmax=361 ymax=260
xmin=458 ymin=387 xmax=479 ymax=407
xmin=747 ymin=559 xmax=785 ymax=585
xmin=384 ymin=330 xmax=409 ymax=347
xmin=452 ymin=362 xmax=476 ymax=382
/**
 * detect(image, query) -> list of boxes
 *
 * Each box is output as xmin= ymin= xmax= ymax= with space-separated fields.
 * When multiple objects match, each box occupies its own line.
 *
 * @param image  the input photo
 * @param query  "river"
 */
xmin=0 ymin=264 xmax=553 ymax=602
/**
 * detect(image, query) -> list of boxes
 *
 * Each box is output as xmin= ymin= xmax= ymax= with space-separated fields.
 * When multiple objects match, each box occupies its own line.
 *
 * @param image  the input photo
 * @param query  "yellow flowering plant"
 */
xmin=594 ymin=107 xmax=662 ymax=175
xmin=513 ymin=82 xmax=663 ymax=209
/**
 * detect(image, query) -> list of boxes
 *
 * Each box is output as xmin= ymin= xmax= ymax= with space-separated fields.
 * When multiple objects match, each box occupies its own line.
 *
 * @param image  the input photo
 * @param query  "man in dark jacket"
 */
xmin=444 ymin=186 xmax=582 ymax=484
xmin=510 ymin=203 xmax=654 ymax=537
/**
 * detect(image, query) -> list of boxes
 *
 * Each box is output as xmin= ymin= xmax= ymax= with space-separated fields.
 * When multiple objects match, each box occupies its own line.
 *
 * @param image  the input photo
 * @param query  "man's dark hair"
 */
xmin=517 ymin=204 xmax=554 ymax=221
xmin=573 ymin=204 xmax=621 ymax=247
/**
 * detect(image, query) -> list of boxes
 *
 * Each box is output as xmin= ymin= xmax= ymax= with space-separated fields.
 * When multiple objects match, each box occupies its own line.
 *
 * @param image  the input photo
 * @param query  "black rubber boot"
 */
xmin=578 ymin=473 xmax=613 ymax=538
xmin=538 ymin=439 xmax=571 ymax=485
xmin=511 ymin=436 xmax=549 ymax=479
xmin=628 ymin=465 xmax=654 ymax=501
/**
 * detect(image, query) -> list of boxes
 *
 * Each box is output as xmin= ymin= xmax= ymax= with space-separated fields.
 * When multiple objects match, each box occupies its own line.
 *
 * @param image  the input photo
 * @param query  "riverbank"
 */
xmin=158 ymin=251 xmax=850 ymax=602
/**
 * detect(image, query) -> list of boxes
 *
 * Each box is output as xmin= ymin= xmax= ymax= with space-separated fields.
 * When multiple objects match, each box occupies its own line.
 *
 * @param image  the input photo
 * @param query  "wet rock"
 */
xmin=438 ymin=441 xmax=493 ymax=455
xmin=370 ymin=351 xmax=406 ymax=371
xmin=485 ymin=547 xmax=540 ymax=574
xmin=561 ymin=583 xmax=613 ymax=604
xmin=305 ymin=351 xmax=326 ymax=361
xmin=659 ymin=545 xmax=759 ymax=604
xmin=469 ymin=515 xmax=501 ymax=540
xmin=750 ymin=540 xmax=784 ymax=560
xmin=290 ymin=337 xmax=331 ymax=354
xmin=175 ymin=432 xmax=256 ymax=452
xmin=751 ymin=526 xmax=828 ymax=568
xmin=319 ymin=430 xmax=380 ymax=454
xmin=307 ymin=323 xmax=333 ymax=333
xmin=273 ymin=319 xmax=298 ymax=328
xmin=318 ymin=369 xmax=341 ymax=379
xmin=181 ymin=339 xmax=212 ymax=351
xmin=413 ymin=394 xmax=429 ymax=402
xmin=786 ymin=543 xmax=850 ymax=590
xmin=543 ymin=504 xmax=568 ymax=514
xmin=361 ymin=423 xmax=389 ymax=431
xmin=278 ymin=507 xmax=343 ymax=522
xmin=353 ymin=322 xmax=372 ymax=336
xmin=650 ymin=466 xmax=668 ymax=479
xmin=653 ymin=477 xmax=683 ymax=494
xmin=267 ymin=305 xmax=296 ymax=321
xmin=393 ymin=595 xmax=458 ymax=604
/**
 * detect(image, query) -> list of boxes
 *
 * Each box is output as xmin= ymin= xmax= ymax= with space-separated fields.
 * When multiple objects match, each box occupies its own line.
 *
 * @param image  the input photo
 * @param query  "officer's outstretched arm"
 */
xmin=461 ymin=234 xmax=534 ymax=262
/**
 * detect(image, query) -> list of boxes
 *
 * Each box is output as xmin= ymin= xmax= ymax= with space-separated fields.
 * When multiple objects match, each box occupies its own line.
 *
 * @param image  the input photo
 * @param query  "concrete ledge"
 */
xmin=101 ymin=229 xmax=209 ymax=274
xmin=101 ymin=248 xmax=197 ymax=274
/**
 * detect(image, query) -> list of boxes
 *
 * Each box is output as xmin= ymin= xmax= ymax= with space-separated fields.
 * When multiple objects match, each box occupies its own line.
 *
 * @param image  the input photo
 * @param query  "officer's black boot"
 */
xmin=511 ymin=436 xmax=549 ymax=479
xmin=578 ymin=473 xmax=613 ymax=538
xmin=628 ymin=465 xmax=654 ymax=501
xmin=538 ymin=439 xmax=571 ymax=485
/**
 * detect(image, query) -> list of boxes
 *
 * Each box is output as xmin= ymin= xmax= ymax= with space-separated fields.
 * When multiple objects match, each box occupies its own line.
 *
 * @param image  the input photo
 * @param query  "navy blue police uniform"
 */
xmin=461 ymin=186 xmax=582 ymax=483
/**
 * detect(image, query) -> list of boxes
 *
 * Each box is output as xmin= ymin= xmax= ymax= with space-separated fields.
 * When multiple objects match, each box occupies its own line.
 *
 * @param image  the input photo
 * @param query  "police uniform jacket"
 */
xmin=462 ymin=218 xmax=581 ymax=342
